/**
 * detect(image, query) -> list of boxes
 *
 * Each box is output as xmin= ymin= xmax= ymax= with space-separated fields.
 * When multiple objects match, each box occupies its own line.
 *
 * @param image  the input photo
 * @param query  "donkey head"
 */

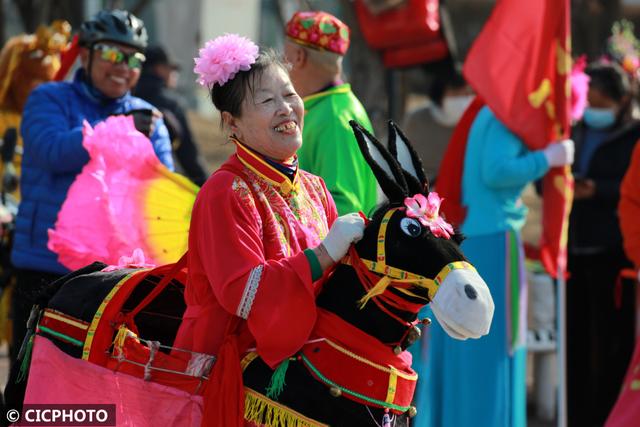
xmin=348 ymin=120 xmax=494 ymax=340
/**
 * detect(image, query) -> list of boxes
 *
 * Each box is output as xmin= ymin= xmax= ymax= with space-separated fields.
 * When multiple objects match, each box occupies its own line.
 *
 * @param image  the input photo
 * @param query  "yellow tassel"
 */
xmin=244 ymin=389 xmax=328 ymax=427
xmin=112 ymin=324 xmax=130 ymax=350
xmin=244 ymin=391 xmax=268 ymax=424
xmin=358 ymin=276 xmax=393 ymax=309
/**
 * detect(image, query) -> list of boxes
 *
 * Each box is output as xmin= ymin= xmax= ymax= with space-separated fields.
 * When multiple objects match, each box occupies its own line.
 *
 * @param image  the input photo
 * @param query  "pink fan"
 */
xmin=48 ymin=116 xmax=198 ymax=270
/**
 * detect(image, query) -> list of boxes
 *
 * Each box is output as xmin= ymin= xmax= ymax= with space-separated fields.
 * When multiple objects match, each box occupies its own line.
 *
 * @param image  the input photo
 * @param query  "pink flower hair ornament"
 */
xmin=404 ymin=193 xmax=454 ymax=239
xmin=194 ymin=34 xmax=259 ymax=88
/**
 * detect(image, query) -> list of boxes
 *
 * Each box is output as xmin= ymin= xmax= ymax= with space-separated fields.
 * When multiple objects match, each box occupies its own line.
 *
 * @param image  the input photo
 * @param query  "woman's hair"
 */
xmin=210 ymin=48 xmax=289 ymax=118
xmin=586 ymin=61 xmax=631 ymax=102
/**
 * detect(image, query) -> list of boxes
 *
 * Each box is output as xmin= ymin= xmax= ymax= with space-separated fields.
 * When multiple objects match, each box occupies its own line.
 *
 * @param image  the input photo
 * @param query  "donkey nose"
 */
xmin=464 ymin=284 xmax=478 ymax=300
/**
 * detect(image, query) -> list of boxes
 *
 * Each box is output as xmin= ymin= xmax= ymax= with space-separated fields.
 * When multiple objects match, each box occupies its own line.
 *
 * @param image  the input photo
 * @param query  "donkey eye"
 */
xmin=400 ymin=218 xmax=422 ymax=237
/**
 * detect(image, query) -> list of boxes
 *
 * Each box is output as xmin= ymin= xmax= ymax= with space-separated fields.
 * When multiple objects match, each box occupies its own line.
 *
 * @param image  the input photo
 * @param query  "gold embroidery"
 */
xmin=240 ymin=167 xmax=330 ymax=255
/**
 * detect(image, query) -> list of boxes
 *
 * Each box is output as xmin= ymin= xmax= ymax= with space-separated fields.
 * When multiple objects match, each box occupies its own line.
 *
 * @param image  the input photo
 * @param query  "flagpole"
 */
xmin=557 ymin=269 xmax=567 ymax=427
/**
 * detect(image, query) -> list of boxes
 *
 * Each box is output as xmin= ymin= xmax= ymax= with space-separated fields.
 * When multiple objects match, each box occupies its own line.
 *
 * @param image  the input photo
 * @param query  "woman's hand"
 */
xmin=317 ymin=213 xmax=366 ymax=267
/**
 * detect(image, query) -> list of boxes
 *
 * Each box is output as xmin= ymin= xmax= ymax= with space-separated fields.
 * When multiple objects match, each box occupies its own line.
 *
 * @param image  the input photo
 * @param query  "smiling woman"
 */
xmin=173 ymin=34 xmax=367 ymax=423
xmin=219 ymin=56 xmax=304 ymax=161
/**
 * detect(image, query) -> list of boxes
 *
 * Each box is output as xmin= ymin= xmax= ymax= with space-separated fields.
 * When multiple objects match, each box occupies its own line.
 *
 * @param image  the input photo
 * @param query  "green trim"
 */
xmin=38 ymin=326 xmax=84 ymax=347
xmin=508 ymin=231 xmax=520 ymax=350
xmin=299 ymin=354 xmax=410 ymax=412
xmin=304 ymin=249 xmax=323 ymax=281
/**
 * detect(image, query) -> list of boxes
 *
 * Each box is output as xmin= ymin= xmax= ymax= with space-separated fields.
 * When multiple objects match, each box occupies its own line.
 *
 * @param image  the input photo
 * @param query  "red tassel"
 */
xmin=202 ymin=321 xmax=244 ymax=427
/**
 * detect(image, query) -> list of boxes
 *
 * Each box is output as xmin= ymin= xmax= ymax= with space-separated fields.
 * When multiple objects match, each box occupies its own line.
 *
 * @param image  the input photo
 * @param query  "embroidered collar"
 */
xmin=263 ymin=156 xmax=298 ymax=181
xmin=232 ymin=137 xmax=300 ymax=195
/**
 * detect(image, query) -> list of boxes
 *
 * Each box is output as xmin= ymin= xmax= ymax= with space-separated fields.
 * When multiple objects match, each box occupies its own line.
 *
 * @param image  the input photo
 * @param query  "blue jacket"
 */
xmin=12 ymin=69 xmax=174 ymax=274
xmin=461 ymin=107 xmax=549 ymax=237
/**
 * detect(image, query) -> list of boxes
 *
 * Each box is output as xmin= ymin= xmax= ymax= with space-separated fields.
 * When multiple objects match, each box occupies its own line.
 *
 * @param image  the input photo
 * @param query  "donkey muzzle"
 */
xmin=430 ymin=268 xmax=494 ymax=340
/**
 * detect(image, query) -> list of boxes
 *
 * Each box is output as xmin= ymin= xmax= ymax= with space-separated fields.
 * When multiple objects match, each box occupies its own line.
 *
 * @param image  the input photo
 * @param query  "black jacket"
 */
xmin=134 ymin=72 xmax=209 ymax=186
xmin=569 ymin=119 xmax=640 ymax=253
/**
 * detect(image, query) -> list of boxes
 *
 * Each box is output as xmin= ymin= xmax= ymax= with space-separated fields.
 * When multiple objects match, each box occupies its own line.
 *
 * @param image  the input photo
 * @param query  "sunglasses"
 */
xmin=94 ymin=43 xmax=146 ymax=69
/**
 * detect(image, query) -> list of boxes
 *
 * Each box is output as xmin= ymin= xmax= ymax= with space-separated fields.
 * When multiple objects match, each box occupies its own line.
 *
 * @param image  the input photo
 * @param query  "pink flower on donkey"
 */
xmin=404 ymin=192 xmax=454 ymax=239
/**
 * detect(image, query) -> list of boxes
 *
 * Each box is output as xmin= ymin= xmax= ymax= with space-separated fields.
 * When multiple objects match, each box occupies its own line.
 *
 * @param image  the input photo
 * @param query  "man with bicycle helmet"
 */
xmin=7 ymin=9 xmax=173 ymax=379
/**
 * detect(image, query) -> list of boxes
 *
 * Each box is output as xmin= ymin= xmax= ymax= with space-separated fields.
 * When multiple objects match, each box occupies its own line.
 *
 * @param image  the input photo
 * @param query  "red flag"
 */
xmin=463 ymin=0 xmax=573 ymax=278
xmin=54 ymin=34 xmax=80 ymax=82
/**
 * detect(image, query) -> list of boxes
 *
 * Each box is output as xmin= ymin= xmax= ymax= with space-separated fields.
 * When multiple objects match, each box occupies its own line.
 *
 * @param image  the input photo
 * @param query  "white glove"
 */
xmin=543 ymin=139 xmax=574 ymax=168
xmin=321 ymin=213 xmax=366 ymax=262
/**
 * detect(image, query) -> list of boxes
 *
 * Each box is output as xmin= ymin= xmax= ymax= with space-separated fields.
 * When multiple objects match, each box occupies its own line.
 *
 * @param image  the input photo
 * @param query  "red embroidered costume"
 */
xmin=174 ymin=140 xmax=338 ymax=367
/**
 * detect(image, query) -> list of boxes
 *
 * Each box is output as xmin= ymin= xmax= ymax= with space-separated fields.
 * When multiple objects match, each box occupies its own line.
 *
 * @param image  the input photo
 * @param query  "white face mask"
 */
xmin=434 ymin=95 xmax=474 ymax=127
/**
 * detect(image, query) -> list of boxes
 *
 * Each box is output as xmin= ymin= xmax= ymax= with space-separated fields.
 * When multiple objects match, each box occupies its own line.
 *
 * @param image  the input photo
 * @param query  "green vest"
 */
xmin=299 ymin=84 xmax=377 ymax=216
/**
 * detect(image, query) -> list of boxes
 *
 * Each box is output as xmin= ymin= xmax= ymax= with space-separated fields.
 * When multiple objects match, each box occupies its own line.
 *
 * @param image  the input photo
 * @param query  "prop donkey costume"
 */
xmin=179 ymin=34 xmax=494 ymax=425
xmin=14 ymin=108 xmax=494 ymax=427
xmin=16 ymin=115 xmax=493 ymax=426
xmin=235 ymin=120 xmax=494 ymax=426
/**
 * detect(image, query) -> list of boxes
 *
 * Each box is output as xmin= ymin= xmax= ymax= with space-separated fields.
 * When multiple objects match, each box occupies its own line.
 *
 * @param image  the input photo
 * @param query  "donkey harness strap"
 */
xmin=343 ymin=208 xmax=475 ymax=309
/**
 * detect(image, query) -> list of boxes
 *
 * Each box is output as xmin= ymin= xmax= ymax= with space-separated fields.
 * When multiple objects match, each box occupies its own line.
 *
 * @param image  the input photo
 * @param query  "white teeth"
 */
xmin=274 ymin=122 xmax=296 ymax=132
xmin=110 ymin=76 xmax=126 ymax=84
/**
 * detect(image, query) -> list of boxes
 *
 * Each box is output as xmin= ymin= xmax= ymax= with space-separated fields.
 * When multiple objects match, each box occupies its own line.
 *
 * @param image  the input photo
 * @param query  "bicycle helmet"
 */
xmin=79 ymin=9 xmax=148 ymax=51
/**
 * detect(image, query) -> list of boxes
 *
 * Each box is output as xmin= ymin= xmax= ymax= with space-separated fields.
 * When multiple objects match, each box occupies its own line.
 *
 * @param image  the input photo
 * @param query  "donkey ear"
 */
xmin=349 ymin=120 xmax=408 ymax=203
xmin=387 ymin=121 xmax=429 ymax=194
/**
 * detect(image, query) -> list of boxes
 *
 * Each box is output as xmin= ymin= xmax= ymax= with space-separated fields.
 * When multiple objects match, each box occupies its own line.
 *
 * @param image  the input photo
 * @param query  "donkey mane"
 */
xmin=239 ymin=120 xmax=492 ymax=426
